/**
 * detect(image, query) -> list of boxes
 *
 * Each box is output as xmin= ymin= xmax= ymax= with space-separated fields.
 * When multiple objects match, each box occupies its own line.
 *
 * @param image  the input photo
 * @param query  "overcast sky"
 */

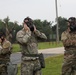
xmin=0 ymin=0 xmax=76 ymax=25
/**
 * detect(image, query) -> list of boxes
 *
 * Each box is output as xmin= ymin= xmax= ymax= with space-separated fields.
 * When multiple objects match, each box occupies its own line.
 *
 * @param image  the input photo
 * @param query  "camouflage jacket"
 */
xmin=0 ymin=40 xmax=12 ymax=61
xmin=16 ymin=28 xmax=47 ymax=56
xmin=61 ymin=30 xmax=76 ymax=51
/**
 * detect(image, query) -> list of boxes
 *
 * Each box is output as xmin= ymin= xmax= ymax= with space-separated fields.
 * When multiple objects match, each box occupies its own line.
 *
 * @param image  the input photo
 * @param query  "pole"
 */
xmin=55 ymin=0 xmax=59 ymax=43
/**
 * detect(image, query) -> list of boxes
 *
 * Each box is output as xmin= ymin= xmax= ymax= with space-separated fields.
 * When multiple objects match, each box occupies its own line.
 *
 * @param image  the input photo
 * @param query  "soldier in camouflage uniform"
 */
xmin=0 ymin=31 xmax=12 ymax=75
xmin=61 ymin=17 xmax=76 ymax=75
xmin=16 ymin=17 xmax=47 ymax=75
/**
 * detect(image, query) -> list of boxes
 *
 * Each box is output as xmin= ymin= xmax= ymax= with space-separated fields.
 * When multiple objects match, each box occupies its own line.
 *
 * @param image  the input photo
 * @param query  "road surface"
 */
xmin=10 ymin=47 xmax=64 ymax=64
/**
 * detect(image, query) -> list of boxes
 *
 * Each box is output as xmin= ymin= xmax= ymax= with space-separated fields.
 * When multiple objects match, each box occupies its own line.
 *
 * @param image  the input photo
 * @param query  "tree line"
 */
xmin=0 ymin=16 xmax=68 ymax=43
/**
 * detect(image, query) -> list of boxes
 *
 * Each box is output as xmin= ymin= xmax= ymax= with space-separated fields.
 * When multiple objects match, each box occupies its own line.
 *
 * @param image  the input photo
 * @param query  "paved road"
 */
xmin=10 ymin=47 xmax=64 ymax=64
xmin=38 ymin=47 xmax=64 ymax=54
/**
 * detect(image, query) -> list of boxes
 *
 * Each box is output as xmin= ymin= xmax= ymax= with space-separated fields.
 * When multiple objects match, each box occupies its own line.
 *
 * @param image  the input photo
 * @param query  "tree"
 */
xmin=0 ymin=16 xmax=68 ymax=42
xmin=12 ymin=21 xmax=22 ymax=43
xmin=3 ymin=16 xmax=18 ymax=42
xmin=34 ymin=19 xmax=52 ymax=41
xmin=52 ymin=16 xmax=67 ymax=40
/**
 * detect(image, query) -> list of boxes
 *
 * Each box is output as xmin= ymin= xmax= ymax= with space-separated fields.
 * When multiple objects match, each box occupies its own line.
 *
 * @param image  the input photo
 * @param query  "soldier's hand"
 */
xmin=24 ymin=23 xmax=30 ymax=32
xmin=33 ymin=25 xmax=37 ymax=32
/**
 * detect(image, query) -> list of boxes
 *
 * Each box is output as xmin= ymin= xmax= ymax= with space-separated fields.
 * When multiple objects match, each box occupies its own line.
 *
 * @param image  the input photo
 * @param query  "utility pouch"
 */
xmin=0 ymin=64 xmax=6 ymax=72
xmin=38 ymin=53 xmax=45 ymax=68
xmin=7 ymin=62 xmax=18 ymax=75
xmin=23 ymin=53 xmax=45 ymax=68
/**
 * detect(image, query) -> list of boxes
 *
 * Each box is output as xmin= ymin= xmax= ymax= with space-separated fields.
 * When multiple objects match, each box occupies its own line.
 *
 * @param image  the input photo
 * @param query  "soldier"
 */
xmin=0 ymin=31 xmax=12 ymax=75
xmin=16 ymin=17 xmax=47 ymax=75
xmin=61 ymin=17 xmax=76 ymax=75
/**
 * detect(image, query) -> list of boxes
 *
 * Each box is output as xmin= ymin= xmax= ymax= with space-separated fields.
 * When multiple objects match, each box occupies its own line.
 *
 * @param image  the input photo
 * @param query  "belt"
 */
xmin=65 ymin=46 xmax=76 ymax=48
xmin=25 ymin=58 xmax=39 ymax=61
xmin=23 ymin=54 xmax=39 ymax=57
xmin=0 ymin=58 xmax=10 ymax=61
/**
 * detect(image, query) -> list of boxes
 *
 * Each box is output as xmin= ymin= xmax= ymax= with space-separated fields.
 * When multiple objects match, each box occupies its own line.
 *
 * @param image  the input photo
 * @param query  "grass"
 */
xmin=17 ymin=55 xmax=64 ymax=75
xmin=38 ymin=42 xmax=63 ymax=49
xmin=13 ymin=42 xmax=63 ymax=75
xmin=17 ymin=64 xmax=21 ymax=75
xmin=12 ymin=42 xmax=63 ymax=75
xmin=12 ymin=44 xmax=20 ymax=53
xmin=12 ymin=42 xmax=63 ymax=53
xmin=42 ymin=55 xmax=63 ymax=75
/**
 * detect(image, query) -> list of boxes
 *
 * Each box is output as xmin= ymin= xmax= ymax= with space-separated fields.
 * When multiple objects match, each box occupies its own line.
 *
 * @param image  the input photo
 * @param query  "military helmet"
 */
xmin=67 ymin=17 xmax=76 ymax=23
xmin=67 ymin=17 xmax=76 ymax=32
xmin=23 ymin=17 xmax=34 ymax=31
xmin=24 ymin=17 xmax=33 ymax=23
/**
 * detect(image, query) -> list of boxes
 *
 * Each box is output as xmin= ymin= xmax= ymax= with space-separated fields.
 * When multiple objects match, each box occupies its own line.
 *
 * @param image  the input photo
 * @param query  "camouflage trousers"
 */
xmin=61 ymin=50 xmax=76 ymax=75
xmin=0 ymin=64 xmax=8 ymax=75
xmin=21 ymin=59 xmax=42 ymax=75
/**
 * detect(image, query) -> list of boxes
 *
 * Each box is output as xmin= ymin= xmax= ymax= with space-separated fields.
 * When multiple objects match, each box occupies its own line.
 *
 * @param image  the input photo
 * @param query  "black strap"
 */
xmin=23 ymin=54 xmax=39 ymax=57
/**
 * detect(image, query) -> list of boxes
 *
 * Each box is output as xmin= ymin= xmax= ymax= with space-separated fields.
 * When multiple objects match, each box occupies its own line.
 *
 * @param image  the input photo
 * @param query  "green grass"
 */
xmin=42 ymin=55 xmax=63 ymax=75
xmin=12 ymin=42 xmax=63 ymax=53
xmin=38 ymin=42 xmax=63 ymax=49
xmin=17 ymin=64 xmax=21 ymax=75
xmin=17 ymin=55 xmax=64 ymax=75
xmin=12 ymin=44 xmax=20 ymax=53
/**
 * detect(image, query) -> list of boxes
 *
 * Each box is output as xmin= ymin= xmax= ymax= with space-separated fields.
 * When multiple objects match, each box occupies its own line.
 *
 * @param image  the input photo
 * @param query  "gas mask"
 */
xmin=25 ymin=21 xmax=34 ymax=32
xmin=69 ymin=22 xmax=76 ymax=32
xmin=24 ymin=17 xmax=34 ymax=32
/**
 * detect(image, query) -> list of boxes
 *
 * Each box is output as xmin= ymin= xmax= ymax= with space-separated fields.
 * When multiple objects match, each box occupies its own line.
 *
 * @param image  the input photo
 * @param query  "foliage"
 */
xmin=0 ymin=16 xmax=68 ymax=42
xmin=58 ymin=17 xmax=67 ymax=36
xmin=0 ymin=16 xmax=22 ymax=43
xmin=52 ymin=16 xmax=67 ymax=40
xmin=34 ymin=19 xmax=52 ymax=41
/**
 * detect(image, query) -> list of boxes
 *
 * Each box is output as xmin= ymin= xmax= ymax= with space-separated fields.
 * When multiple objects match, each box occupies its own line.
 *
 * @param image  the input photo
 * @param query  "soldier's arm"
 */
xmin=62 ymin=40 xmax=71 ymax=47
xmin=16 ymin=30 xmax=31 ymax=44
xmin=61 ymin=32 xmax=72 ymax=46
xmin=34 ymin=30 xmax=47 ymax=40
xmin=62 ymin=39 xmax=76 ymax=47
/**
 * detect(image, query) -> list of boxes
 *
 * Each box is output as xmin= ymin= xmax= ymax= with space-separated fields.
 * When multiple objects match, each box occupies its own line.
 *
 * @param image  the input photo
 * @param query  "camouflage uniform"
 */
xmin=16 ymin=28 xmax=47 ymax=75
xmin=0 ymin=40 xmax=11 ymax=75
xmin=61 ymin=30 xmax=76 ymax=75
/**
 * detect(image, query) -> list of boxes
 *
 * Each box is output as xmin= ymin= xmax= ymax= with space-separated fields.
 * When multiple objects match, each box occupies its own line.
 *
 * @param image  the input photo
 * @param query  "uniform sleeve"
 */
xmin=34 ymin=30 xmax=47 ymax=40
xmin=16 ymin=30 xmax=31 ymax=44
xmin=1 ymin=41 xmax=12 ymax=54
xmin=61 ymin=31 xmax=72 ymax=46
xmin=61 ymin=32 xmax=68 ymax=41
